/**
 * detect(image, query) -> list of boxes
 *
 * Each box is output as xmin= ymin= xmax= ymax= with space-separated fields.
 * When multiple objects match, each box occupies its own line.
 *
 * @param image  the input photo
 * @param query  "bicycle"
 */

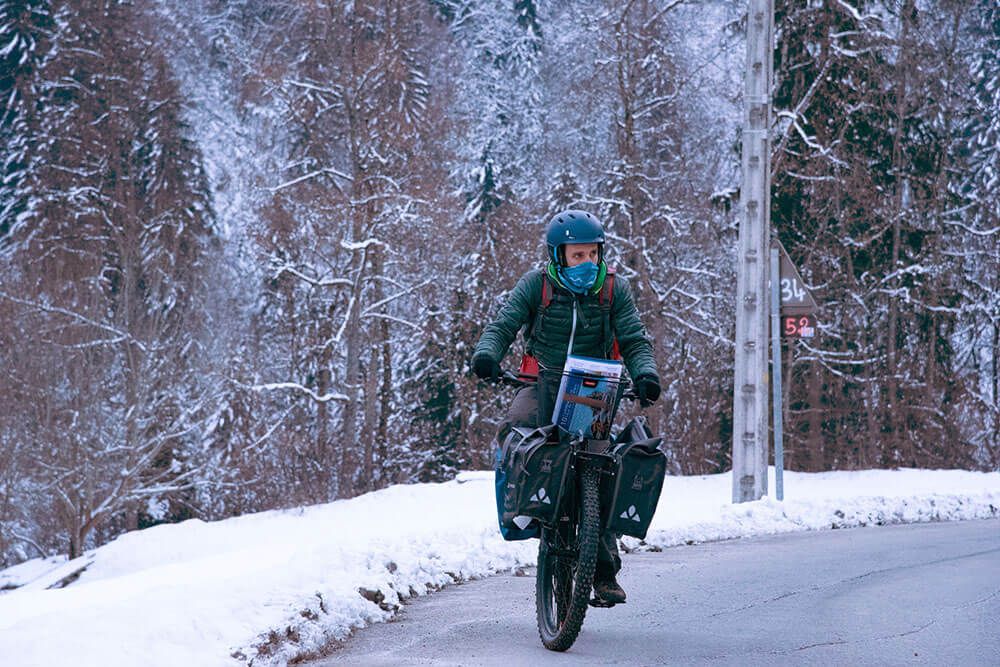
xmin=494 ymin=368 xmax=664 ymax=652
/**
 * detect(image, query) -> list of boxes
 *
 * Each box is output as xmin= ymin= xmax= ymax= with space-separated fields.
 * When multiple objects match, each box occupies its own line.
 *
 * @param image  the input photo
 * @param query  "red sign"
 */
xmin=782 ymin=314 xmax=816 ymax=338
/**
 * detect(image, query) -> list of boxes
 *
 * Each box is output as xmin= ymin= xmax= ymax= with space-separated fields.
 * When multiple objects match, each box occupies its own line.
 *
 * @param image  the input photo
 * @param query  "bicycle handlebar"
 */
xmin=492 ymin=369 xmax=640 ymax=402
xmin=497 ymin=370 xmax=530 ymax=387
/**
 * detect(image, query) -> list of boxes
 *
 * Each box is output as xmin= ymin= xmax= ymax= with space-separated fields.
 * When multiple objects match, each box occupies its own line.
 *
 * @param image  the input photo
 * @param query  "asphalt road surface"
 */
xmin=311 ymin=519 xmax=1000 ymax=666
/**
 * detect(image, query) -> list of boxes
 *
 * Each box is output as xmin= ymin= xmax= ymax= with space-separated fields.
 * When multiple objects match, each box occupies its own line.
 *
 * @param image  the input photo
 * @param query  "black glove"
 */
xmin=635 ymin=375 xmax=661 ymax=407
xmin=472 ymin=355 xmax=501 ymax=381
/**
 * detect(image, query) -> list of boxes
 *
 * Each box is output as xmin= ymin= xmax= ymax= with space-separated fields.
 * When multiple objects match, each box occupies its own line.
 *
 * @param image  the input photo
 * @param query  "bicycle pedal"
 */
xmin=589 ymin=597 xmax=618 ymax=608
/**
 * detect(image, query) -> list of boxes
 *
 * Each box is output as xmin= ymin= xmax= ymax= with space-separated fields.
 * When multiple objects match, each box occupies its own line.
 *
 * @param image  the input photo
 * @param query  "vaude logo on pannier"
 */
xmin=529 ymin=487 xmax=551 ymax=504
xmin=620 ymin=504 xmax=641 ymax=522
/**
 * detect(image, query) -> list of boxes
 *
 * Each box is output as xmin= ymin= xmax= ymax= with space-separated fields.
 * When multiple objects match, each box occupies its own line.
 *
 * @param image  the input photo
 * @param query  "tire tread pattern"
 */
xmin=536 ymin=463 xmax=600 ymax=651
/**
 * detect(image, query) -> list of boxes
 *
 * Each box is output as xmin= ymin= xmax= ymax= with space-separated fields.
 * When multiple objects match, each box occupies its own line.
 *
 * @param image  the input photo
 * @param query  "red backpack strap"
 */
xmin=599 ymin=266 xmax=615 ymax=305
xmin=540 ymin=272 xmax=553 ymax=308
xmin=530 ymin=270 xmax=553 ymax=332
xmin=599 ymin=267 xmax=620 ymax=359
xmin=521 ymin=270 xmax=551 ymax=381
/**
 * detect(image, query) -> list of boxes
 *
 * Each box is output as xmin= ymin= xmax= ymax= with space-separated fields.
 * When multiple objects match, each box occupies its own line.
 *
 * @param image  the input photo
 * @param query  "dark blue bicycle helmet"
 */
xmin=545 ymin=209 xmax=605 ymax=266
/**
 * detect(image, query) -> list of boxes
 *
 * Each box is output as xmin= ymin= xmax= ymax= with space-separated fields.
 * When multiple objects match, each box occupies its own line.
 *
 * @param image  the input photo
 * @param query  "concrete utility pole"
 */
xmin=732 ymin=0 xmax=775 ymax=503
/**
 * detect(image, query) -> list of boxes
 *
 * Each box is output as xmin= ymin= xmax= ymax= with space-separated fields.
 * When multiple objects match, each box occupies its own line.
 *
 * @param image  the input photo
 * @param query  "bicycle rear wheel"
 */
xmin=535 ymin=462 xmax=601 ymax=651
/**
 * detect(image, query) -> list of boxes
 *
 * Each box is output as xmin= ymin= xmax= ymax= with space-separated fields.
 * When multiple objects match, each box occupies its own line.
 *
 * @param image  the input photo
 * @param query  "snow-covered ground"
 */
xmin=1 ymin=468 xmax=997 ymax=667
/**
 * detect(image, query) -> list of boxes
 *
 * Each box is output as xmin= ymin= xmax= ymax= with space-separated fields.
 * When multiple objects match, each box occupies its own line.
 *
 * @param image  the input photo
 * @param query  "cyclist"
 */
xmin=471 ymin=209 xmax=661 ymax=605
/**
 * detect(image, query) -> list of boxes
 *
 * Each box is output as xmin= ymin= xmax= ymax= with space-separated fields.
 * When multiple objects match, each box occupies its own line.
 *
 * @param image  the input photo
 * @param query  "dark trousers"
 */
xmin=499 ymin=377 xmax=621 ymax=574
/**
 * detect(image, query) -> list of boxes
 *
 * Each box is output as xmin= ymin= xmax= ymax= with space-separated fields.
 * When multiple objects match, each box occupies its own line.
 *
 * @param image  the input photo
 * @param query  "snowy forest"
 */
xmin=0 ymin=0 xmax=997 ymax=566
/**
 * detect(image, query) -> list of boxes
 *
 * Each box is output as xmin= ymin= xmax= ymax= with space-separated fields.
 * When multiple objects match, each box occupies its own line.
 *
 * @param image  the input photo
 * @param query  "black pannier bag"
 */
xmin=494 ymin=427 xmax=539 ymax=540
xmin=615 ymin=415 xmax=653 ymax=448
xmin=497 ymin=424 xmax=573 ymax=531
xmin=605 ymin=419 xmax=666 ymax=539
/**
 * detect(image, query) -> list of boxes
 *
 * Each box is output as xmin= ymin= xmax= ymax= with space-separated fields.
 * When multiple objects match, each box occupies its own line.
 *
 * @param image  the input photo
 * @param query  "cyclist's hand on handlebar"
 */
xmin=472 ymin=355 xmax=500 ymax=381
xmin=635 ymin=375 xmax=661 ymax=407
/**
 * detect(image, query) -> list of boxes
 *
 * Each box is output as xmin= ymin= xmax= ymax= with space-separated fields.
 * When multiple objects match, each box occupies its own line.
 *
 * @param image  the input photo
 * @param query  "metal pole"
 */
xmin=770 ymin=245 xmax=784 ymax=501
xmin=732 ymin=0 xmax=774 ymax=503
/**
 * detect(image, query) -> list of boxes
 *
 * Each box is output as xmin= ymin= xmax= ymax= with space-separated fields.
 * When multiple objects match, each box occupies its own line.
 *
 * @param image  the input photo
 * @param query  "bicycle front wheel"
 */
xmin=536 ymin=462 xmax=601 ymax=651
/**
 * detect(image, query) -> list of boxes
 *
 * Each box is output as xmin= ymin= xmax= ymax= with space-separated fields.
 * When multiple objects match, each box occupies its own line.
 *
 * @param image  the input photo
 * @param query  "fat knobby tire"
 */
xmin=536 ymin=462 xmax=601 ymax=651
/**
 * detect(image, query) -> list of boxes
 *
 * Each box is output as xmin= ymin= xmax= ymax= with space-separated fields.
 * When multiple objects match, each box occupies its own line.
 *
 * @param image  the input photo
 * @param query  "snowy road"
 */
xmin=312 ymin=519 xmax=1000 ymax=666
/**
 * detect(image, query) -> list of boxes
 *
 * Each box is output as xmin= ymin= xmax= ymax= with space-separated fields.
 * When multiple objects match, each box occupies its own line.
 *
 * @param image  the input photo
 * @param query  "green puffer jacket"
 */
xmin=472 ymin=264 xmax=659 ymax=382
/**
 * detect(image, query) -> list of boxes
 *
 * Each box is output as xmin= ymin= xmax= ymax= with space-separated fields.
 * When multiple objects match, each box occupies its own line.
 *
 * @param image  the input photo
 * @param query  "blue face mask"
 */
xmin=560 ymin=261 xmax=599 ymax=294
